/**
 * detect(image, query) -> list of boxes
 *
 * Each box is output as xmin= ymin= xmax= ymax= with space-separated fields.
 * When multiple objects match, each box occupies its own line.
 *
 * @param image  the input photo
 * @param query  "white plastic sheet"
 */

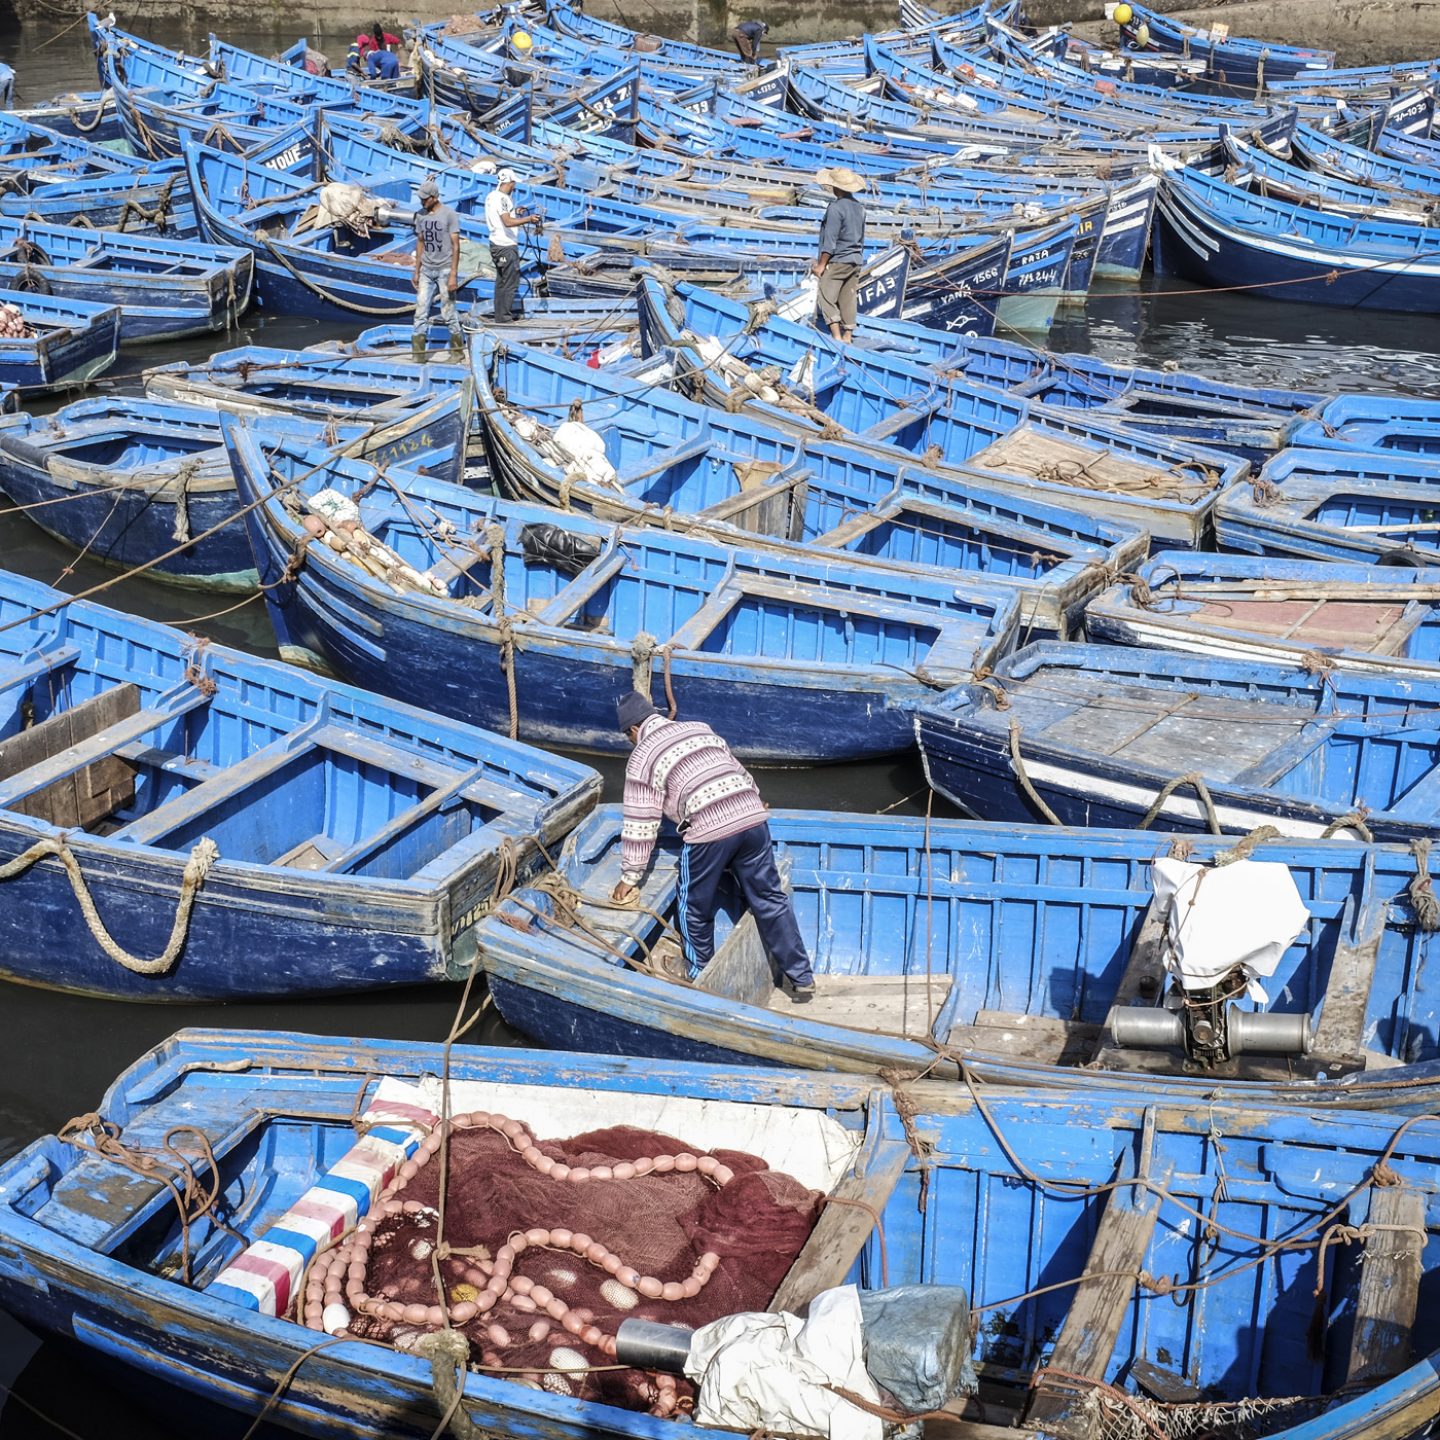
xmin=686 ymin=1286 xmax=884 ymax=1440
xmin=1150 ymin=857 xmax=1311 ymax=1001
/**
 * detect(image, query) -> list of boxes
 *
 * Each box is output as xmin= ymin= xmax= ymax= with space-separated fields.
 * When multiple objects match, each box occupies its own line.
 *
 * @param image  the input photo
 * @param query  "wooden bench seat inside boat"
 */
xmin=111 ymin=719 xmax=538 ymax=873
xmin=0 ymin=680 xmax=209 ymax=830
xmin=29 ymin=1075 xmax=362 ymax=1255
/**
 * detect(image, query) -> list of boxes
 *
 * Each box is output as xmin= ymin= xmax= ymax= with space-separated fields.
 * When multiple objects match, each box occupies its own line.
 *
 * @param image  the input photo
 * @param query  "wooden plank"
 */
xmin=771 ymin=974 xmax=953 ymax=1037
xmin=949 ymin=1012 xmax=1098 ymax=1065
xmin=925 ymin=1416 xmax=1023 ymax=1440
xmin=696 ymin=857 xmax=793 ymax=1008
xmin=1310 ymin=902 xmax=1387 ymax=1062
xmin=1091 ymin=900 xmax=1170 ymax=1070
xmin=1023 ymin=1176 xmax=1170 ymax=1440
xmin=769 ymin=1139 xmax=910 ymax=1314
xmin=0 ymin=684 xmax=139 ymax=829
xmin=1347 ymin=1187 xmax=1427 ymax=1385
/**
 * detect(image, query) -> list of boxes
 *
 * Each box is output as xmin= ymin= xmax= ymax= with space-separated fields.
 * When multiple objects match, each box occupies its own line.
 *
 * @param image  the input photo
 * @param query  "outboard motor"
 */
xmin=1107 ymin=855 xmax=1314 ymax=1068
xmin=1109 ymin=982 xmax=1312 ymax=1064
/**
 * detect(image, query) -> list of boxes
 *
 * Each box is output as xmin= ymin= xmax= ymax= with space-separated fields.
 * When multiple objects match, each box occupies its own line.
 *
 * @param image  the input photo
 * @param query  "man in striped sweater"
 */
xmin=610 ymin=692 xmax=815 ymax=999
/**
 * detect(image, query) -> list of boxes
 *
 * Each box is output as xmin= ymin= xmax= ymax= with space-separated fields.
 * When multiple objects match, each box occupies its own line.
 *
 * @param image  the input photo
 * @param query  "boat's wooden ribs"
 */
xmin=1309 ymin=902 xmax=1388 ymax=1064
xmin=1023 ymin=1173 xmax=1171 ymax=1440
xmin=1091 ymin=899 xmax=1169 ymax=1070
xmin=769 ymin=1137 xmax=911 ymax=1315
xmin=1346 ymin=1185 xmax=1426 ymax=1385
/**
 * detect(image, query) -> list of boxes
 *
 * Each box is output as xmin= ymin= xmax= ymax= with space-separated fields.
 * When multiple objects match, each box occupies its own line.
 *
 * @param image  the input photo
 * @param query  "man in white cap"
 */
xmin=812 ymin=167 xmax=867 ymax=344
xmin=485 ymin=169 xmax=542 ymax=324
xmin=411 ymin=177 xmax=462 ymax=361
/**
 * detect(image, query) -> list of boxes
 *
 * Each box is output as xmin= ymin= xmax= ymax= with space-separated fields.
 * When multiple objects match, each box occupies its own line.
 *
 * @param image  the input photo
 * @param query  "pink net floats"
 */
xmin=301 ymin=1110 xmax=819 ymax=1416
xmin=0 ymin=303 xmax=34 ymax=340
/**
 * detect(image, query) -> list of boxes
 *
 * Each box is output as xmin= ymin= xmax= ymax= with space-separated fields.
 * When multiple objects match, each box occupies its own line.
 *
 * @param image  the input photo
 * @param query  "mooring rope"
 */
xmin=0 ymin=835 xmax=220 ymax=975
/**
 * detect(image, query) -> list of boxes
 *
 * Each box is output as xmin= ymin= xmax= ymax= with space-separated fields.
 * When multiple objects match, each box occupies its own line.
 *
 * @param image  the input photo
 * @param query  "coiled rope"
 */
xmin=1410 ymin=838 xmax=1439 ymax=931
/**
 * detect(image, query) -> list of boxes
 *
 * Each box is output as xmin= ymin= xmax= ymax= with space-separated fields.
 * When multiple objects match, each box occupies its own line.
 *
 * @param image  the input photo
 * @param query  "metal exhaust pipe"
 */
xmin=615 ymin=1319 xmax=695 ymax=1374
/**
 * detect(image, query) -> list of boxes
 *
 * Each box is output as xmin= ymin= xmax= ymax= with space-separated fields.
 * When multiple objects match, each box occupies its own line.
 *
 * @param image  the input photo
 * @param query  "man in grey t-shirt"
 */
xmin=411 ymin=177 xmax=463 ymax=361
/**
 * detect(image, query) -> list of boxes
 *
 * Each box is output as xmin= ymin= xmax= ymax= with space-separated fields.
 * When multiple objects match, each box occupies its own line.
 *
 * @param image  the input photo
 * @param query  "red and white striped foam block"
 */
xmin=207 ymin=1077 xmax=439 ymax=1317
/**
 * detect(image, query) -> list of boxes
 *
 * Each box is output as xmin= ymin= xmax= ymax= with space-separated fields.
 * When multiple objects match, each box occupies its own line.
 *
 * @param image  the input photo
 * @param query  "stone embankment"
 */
xmin=14 ymin=0 xmax=1440 ymax=68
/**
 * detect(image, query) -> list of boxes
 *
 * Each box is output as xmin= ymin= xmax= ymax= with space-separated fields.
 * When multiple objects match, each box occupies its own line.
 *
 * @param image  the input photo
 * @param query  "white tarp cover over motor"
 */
xmin=1150 ymin=856 xmax=1311 ymax=1002
xmin=686 ymin=1285 xmax=884 ymax=1440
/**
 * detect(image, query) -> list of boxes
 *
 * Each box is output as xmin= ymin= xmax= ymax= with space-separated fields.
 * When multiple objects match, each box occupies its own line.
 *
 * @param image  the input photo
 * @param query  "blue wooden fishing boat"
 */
xmin=0 ymin=398 xmax=446 ymax=591
xmin=5 ymin=1029 xmax=1440 ymax=1440
xmin=481 ymin=804 xmax=1440 ymax=1090
xmin=543 ymin=0 xmax=749 ymax=73
xmin=0 ymin=157 xmax=195 ymax=236
xmin=1213 ymin=448 xmax=1440 ymax=564
xmin=184 ymin=143 xmax=509 ymax=322
xmin=142 ymin=345 xmax=474 ymax=478
xmin=1218 ymin=136 xmax=1440 ymax=223
xmin=0 ymin=568 xmax=598 ymax=1000
xmin=1113 ymin=0 xmax=1335 ymax=85
xmin=1265 ymin=56 xmax=1440 ymax=97
xmin=0 ymin=288 xmax=120 ymax=393
xmin=916 ymin=642 xmax=1440 ymax=841
xmin=638 ymin=272 xmax=1318 ymax=461
xmin=538 ymin=303 xmax=1244 ymax=545
xmin=91 ymin=18 xmax=424 ymax=158
xmin=301 ymin=113 xmax=1029 ymax=334
xmin=0 ymin=216 xmax=252 ymax=344
xmin=1379 ymin=123 xmax=1440 ymax=168
xmin=206 ymin=33 xmax=427 ymax=120
xmin=0 ymin=110 xmax=143 ymax=186
xmin=1286 ymin=394 xmax=1440 ymax=457
xmin=6 ymin=89 xmax=123 ymax=143
xmin=228 ymin=423 xmax=1021 ymax=762
xmin=1087 ymin=552 xmax=1440 ymax=679
xmin=477 ymin=341 xmax=1162 ymax=632
xmin=1152 ymin=166 xmax=1440 ymax=313
xmin=1291 ymin=121 xmax=1440 ymax=197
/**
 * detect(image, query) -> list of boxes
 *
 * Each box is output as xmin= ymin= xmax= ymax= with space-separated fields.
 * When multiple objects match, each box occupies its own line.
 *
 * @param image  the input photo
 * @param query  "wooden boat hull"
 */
xmin=480 ymin=805 xmax=1440 ymax=1100
xmin=0 ymin=402 xmax=401 ymax=592
xmin=0 ymin=240 xmax=251 ymax=344
xmin=916 ymin=642 xmax=1440 ymax=841
xmin=0 ymin=569 xmax=599 ymax=1000
xmin=0 ymin=289 xmax=120 ymax=393
xmin=228 ymin=426 xmax=1017 ymax=765
xmin=4 ymin=1030 xmax=1440 ymax=1440
xmin=1153 ymin=170 xmax=1440 ymax=314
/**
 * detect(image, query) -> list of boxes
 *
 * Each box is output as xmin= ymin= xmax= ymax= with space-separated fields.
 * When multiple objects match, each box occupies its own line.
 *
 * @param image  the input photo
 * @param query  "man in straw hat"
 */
xmin=812 ymin=167 xmax=866 ymax=343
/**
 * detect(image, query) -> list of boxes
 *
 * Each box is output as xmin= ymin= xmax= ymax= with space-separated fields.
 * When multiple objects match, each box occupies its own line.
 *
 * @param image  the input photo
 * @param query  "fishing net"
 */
xmin=1088 ymin=1388 xmax=1328 ymax=1440
xmin=336 ymin=1112 xmax=820 ymax=1417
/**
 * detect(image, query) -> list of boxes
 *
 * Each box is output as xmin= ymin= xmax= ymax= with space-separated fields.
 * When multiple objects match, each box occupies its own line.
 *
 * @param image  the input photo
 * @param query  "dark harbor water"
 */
xmin=1 ymin=11 xmax=1440 ymax=1437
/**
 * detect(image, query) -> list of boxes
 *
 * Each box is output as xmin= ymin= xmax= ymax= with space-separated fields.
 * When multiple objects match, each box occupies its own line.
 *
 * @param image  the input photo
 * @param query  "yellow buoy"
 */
xmin=512 ymin=29 xmax=533 ymax=50
xmin=1112 ymin=4 xmax=1134 ymax=23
